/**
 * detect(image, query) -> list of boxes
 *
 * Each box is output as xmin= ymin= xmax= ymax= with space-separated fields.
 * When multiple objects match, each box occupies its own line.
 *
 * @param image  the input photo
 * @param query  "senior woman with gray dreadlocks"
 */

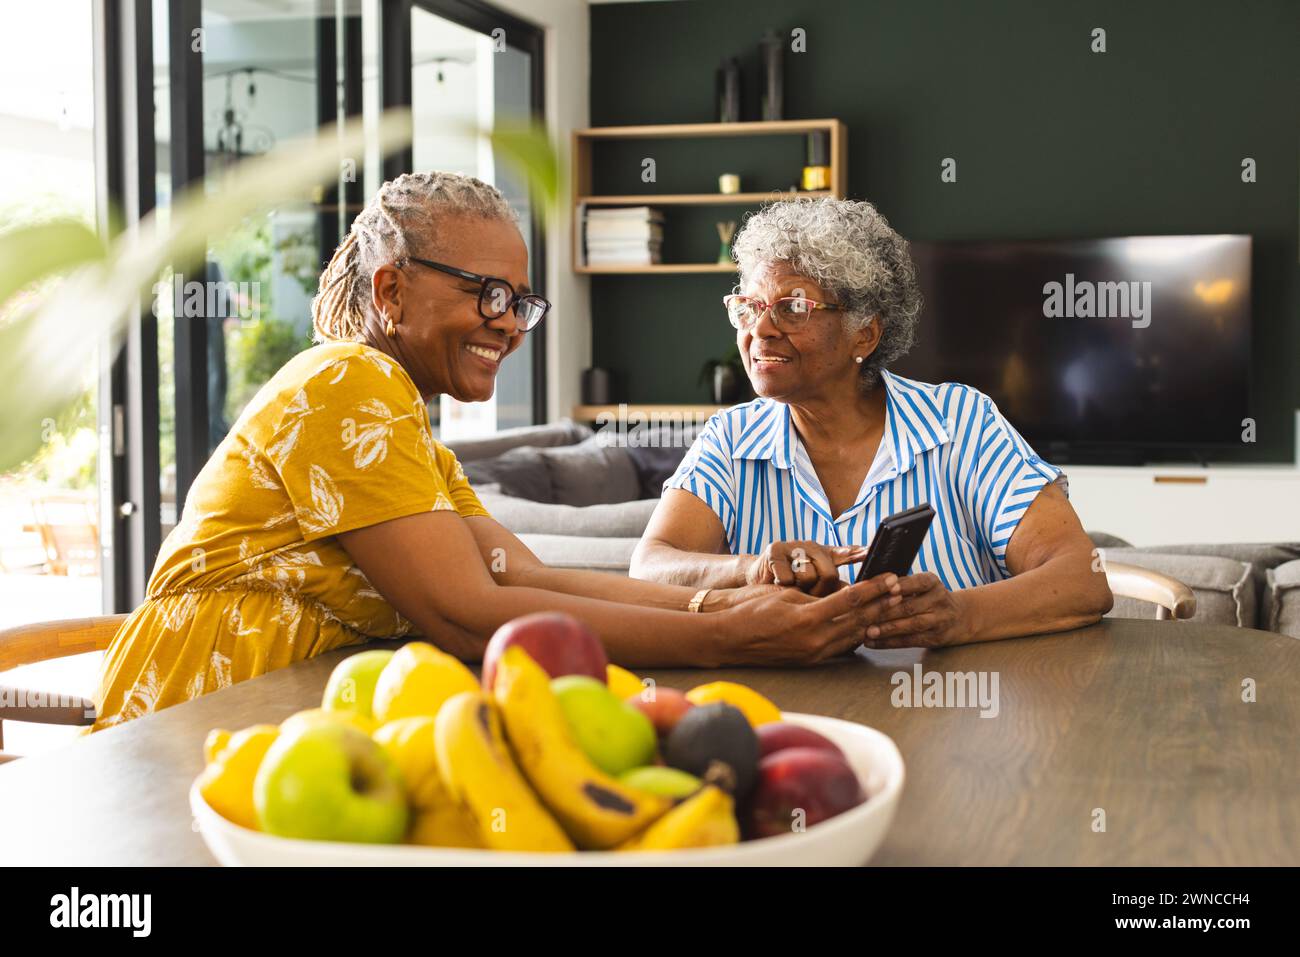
xmin=631 ymin=197 xmax=1112 ymax=649
xmin=91 ymin=174 xmax=904 ymax=730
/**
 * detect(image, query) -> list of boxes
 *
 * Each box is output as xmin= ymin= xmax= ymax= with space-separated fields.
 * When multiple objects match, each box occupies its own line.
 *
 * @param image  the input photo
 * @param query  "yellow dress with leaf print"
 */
xmin=91 ymin=340 xmax=487 ymax=732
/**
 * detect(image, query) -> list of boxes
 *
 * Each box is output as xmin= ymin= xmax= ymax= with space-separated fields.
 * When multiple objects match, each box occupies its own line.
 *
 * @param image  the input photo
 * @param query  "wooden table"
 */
xmin=1 ymin=618 xmax=1296 ymax=865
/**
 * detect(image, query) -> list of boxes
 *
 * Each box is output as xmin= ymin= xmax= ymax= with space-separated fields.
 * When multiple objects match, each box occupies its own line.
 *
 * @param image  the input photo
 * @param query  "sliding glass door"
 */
xmin=154 ymin=0 xmax=364 ymax=535
xmin=84 ymin=0 xmax=545 ymax=612
xmin=404 ymin=0 xmax=546 ymax=439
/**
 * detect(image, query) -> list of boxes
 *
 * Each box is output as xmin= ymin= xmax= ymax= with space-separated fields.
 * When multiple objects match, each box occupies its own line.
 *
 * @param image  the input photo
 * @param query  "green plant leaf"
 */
xmin=488 ymin=119 xmax=560 ymax=219
xmin=0 ymin=219 xmax=106 ymax=308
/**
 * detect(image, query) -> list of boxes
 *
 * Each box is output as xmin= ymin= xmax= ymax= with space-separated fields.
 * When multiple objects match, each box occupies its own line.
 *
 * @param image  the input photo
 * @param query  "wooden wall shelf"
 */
xmin=581 ymin=190 xmax=832 ymax=207
xmin=574 ymin=119 xmax=844 ymax=140
xmin=573 ymin=119 xmax=847 ymax=275
xmin=575 ymin=262 xmax=735 ymax=275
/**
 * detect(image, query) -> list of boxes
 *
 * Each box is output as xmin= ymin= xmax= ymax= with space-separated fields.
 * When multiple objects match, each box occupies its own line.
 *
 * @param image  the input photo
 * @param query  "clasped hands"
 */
xmin=741 ymin=539 xmax=971 ymax=649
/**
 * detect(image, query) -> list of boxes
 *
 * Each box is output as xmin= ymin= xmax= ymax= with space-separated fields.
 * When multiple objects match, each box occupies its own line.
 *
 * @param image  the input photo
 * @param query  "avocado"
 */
xmin=663 ymin=702 xmax=759 ymax=798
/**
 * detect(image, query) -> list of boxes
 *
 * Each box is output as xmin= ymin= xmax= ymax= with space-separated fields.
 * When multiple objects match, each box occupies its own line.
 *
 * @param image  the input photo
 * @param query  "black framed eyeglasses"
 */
xmin=404 ymin=256 xmax=551 ymax=332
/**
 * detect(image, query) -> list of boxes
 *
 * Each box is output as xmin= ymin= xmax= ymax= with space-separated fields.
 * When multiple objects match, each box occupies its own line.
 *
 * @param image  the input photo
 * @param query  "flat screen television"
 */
xmin=892 ymin=234 xmax=1252 ymax=464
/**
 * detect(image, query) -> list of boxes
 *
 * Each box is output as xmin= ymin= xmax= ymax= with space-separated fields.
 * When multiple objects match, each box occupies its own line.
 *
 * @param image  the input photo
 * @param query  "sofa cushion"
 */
xmin=1264 ymin=559 xmax=1300 ymax=639
xmin=517 ymin=534 xmax=639 ymax=574
xmin=600 ymin=423 xmax=701 ymax=499
xmin=1087 ymin=532 xmax=1132 ymax=549
xmin=444 ymin=419 xmax=591 ymax=464
xmin=1099 ymin=548 xmax=1256 ymax=628
xmin=1116 ymin=542 xmax=1300 ymax=629
xmin=478 ymin=492 xmax=658 ymax=538
xmin=462 ymin=445 xmax=554 ymax=502
xmin=542 ymin=437 xmax=642 ymax=506
xmin=1136 ymin=542 xmax=1300 ymax=569
xmin=462 ymin=434 xmax=641 ymax=506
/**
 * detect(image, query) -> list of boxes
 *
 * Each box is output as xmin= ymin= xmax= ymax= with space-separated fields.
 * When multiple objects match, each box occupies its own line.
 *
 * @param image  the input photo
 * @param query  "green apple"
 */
xmin=321 ymin=649 xmax=394 ymax=720
xmin=551 ymin=675 xmax=657 ymax=776
xmin=254 ymin=723 xmax=408 ymax=843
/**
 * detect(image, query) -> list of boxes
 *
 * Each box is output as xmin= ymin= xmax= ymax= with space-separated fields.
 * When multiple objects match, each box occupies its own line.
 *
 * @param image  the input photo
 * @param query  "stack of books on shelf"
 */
xmin=583 ymin=206 xmax=664 ymax=267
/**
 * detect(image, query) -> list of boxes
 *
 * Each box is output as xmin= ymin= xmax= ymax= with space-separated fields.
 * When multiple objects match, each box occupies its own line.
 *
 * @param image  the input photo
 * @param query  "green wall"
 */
xmin=588 ymin=0 xmax=1298 ymax=461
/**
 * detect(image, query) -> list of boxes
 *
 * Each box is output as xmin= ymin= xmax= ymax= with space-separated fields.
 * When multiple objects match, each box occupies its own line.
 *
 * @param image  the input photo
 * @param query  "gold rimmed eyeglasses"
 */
xmin=723 ymin=293 xmax=843 ymax=331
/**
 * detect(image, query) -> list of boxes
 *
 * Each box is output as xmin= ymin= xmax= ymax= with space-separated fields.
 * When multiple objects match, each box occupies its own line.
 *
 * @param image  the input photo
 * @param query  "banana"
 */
xmin=373 ymin=716 xmax=483 ymax=849
xmin=409 ymin=803 xmax=485 ymax=850
xmin=433 ymin=690 xmax=574 ymax=852
xmin=492 ymin=645 xmax=672 ymax=849
xmin=617 ymin=785 xmax=740 ymax=851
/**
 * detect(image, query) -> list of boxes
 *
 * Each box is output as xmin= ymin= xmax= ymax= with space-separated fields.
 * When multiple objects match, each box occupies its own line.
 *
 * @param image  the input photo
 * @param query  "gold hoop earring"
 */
xmin=384 ymin=312 xmax=396 ymax=337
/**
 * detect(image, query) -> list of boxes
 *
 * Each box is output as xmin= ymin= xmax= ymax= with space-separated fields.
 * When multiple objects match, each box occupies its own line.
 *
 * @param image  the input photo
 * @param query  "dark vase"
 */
xmin=716 ymin=58 xmax=742 ymax=123
xmin=713 ymin=364 xmax=743 ymax=404
xmin=760 ymin=29 xmax=783 ymax=121
xmin=581 ymin=367 xmax=615 ymax=405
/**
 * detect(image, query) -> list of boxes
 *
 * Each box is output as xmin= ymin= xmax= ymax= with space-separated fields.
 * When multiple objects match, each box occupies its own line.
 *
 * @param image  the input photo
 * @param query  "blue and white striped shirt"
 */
xmin=663 ymin=370 xmax=1067 ymax=591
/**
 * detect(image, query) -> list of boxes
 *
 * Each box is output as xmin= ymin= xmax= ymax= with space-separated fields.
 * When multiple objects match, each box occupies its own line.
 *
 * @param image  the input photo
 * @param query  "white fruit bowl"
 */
xmin=191 ymin=712 xmax=904 ymax=867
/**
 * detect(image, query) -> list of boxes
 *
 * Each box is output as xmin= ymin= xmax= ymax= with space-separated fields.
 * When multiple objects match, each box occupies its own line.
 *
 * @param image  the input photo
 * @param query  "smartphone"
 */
xmin=855 ymin=503 xmax=936 ymax=583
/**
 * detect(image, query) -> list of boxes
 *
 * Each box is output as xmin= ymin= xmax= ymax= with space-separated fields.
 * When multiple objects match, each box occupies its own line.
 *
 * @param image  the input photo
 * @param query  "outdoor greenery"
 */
xmin=226 ymin=315 xmax=310 ymax=421
xmin=214 ymin=216 xmax=317 ymax=424
xmin=12 ymin=386 xmax=97 ymax=490
xmin=0 ymin=199 xmax=100 ymax=491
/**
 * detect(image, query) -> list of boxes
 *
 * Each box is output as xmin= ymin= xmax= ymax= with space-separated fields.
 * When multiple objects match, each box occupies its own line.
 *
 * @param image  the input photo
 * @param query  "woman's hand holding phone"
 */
xmin=859 ymin=571 xmax=974 ymax=649
xmin=745 ymin=540 xmax=867 ymax=596
xmin=720 ymin=571 xmax=903 ymax=665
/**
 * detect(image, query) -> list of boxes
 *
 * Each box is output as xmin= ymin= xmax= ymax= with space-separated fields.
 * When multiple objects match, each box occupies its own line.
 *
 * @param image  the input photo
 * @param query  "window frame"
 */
xmin=92 ymin=0 xmax=161 ymax=612
xmin=385 ymin=0 xmax=549 ymax=424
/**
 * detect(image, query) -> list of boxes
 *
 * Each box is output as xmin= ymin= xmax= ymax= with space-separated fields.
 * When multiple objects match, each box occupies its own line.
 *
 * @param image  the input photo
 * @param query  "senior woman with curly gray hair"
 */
xmin=631 ymin=197 xmax=1112 ymax=649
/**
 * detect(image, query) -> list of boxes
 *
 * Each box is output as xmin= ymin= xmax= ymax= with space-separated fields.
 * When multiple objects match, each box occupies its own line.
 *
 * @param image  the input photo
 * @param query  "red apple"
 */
xmin=481 ymin=612 xmax=608 ymax=691
xmin=627 ymin=686 xmax=694 ymax=737
xmin=744 ymin=747 xmax=866 ymax=840
xmin=755 ymin=721 xmax=846 ymax=761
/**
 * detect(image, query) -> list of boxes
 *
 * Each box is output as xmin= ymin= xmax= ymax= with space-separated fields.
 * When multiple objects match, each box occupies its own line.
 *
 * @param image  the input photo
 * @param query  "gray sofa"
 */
xmin=444 ymin=422 xmax=1300 ymax=638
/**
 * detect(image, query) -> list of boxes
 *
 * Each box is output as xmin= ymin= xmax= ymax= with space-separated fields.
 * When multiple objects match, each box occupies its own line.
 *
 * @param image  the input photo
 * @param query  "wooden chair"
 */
xmin=30 ymin=492 xmax=100 ymax=576
xmin=1104 ymin=561 xmax=1197 ymax=621
xmin=0 ymin=614 xmax=127 ymax=762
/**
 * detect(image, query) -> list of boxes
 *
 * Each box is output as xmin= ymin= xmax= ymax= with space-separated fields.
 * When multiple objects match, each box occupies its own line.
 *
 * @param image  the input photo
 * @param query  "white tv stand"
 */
xmin=1061 ymin=464 xmax=1300 ymax=546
